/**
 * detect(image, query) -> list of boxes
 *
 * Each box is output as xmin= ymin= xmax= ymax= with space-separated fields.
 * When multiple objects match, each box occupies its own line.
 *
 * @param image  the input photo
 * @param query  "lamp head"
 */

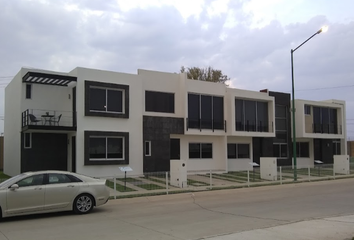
xmin=318 ymin=25 xmax=328 ymax=34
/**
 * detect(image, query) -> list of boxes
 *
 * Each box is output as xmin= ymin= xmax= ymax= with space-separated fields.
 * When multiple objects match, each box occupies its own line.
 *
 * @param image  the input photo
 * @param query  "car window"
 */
xmin=17 ymin=174 xmax=44 ymax=187
xmin=66 ymin=174 xmax=83 ymax=183
xmin=48 ymin=173 xmax=75 ymax=184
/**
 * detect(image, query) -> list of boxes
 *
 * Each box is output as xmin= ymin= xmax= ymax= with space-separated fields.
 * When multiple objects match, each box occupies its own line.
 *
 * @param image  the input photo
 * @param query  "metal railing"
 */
xmin=235 ymin=121 xmax=273 ymax=133
xmin=312 ymin=123 xmax=342 ymax=134
xmin=186 ymin=118 xmax=226 ymax=132
xmin=22 ymin=109 xmax=76 ymax=128
xmin=103 ymin=163 xmax=354 ymax=199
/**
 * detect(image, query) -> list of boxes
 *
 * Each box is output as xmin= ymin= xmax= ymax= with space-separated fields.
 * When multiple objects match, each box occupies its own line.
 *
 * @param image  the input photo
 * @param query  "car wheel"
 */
xmin=73 ymin=194 xmax=94 ymax=214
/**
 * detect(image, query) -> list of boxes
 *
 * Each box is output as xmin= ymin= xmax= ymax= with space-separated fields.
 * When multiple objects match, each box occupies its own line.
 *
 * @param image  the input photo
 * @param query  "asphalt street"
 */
xmin=1 ymin=178 xmax=354 ymax=240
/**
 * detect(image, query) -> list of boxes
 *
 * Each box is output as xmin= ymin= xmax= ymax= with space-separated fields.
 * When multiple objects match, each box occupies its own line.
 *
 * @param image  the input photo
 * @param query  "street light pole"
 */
xmin=291 ymin=26 xmax=328 ymax=181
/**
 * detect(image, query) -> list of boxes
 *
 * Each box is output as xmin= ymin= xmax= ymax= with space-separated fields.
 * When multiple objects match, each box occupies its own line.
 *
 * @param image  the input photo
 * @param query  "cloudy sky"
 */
xmin=0 ymin=0 xmax=353 ymax=138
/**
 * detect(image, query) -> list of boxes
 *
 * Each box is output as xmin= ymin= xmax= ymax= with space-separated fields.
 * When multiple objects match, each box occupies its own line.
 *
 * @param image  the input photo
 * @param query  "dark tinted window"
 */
xmin=227 ymin=144 xmax=236 ymax=159
xmin=145 ymin=91 xmax=175 ymax=113
xmin=89 ymin=88 xmax=123 ymax=113
xmin=17 ymin=174 xmax=44 ymax=187
xmin=276 ymin=105 xmax=286 ymax=118
xmin=237 ymin=144 xmax=249 ymax=158
xmin=235 ymin=99 xmax=244 ymax=131
xmin=201 ymin=95 xmax=212 ymax=129
xmin=257 ymin=102 xmax=268 ymax=131
xmin=201 ymin=143 xmax=212 ymax=158
xmin=189 ymin=143 xmax=200 ymax=158
xmin=48 ymin=173 xmax=72 ymax=184
xmin=24 ymin=133 xmax=31 ymax=148
xmin=89 ymin=137 xmax=106 ymax=159
xmin=26 ymin=84 xmax=32 ymax=99
xmin=188 ymin=94 xmax=200 ymax=128
xmin=66 ymin=174 xmax=83 ymax=183
xmin=296 ymin=142 xmax=309 ymax=157
xmin=145 ymin=141 xmax=151 ymax=156
xmin=89 ymin=88 xmax=106 ymax=111
xmin=170 ymin=139 xmax=180 ymax=159
xmin=107 ymin=89 xmax=123 ymax=112
xmin=213 ymin=96 xmax=224 ymax=129
xmin=107 ymin=138 xmax=123 ymax=158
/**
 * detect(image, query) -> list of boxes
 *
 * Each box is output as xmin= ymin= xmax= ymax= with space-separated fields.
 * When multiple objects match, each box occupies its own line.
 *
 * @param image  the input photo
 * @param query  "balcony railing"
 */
xmin=186 ymin=118 xmax=226 ymax=132
xmin=236 ymin=121 xmax=273 ymax=133
xmin=312 ymin=124 xmax=342 ymax=134
xmin=22 ymin=109 xmax=76 ymax=128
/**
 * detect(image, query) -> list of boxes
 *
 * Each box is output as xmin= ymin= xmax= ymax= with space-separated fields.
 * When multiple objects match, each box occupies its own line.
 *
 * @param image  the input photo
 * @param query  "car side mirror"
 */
xmin=10 ymin=184 xmax=19 ymax=190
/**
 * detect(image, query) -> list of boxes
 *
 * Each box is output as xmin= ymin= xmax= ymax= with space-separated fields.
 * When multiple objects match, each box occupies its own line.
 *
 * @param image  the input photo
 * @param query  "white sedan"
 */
xmin=0 ymin=170 xmax=110 ymax=219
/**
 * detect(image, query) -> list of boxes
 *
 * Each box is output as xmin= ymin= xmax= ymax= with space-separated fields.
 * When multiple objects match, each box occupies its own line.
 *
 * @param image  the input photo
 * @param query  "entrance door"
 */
xmin=314 ymin=139 xmax=322 ymax=161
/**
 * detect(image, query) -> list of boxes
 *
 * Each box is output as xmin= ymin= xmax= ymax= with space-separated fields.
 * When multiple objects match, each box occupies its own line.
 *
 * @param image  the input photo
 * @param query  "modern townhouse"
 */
xmin=293 ymin=99 xmax=347 ymax=168
xmin=3 ymin=67 xmax=347 ymax=177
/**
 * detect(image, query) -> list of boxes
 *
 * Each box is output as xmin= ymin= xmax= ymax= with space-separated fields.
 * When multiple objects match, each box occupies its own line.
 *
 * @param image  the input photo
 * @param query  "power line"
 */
xmin=297 ymin=84 xmax=354 ymax=91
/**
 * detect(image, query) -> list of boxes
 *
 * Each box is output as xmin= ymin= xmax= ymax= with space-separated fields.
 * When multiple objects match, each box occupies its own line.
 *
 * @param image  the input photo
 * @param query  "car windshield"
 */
xmin=0 ymin=174 xmax=26 ymax=188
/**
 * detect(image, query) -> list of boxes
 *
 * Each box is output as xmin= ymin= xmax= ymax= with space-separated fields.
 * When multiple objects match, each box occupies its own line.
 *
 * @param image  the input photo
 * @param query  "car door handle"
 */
xmin=35 ymin=187 xmax=42 ymax=190
xmin=67 ymin=185 xmax=75 ymax=188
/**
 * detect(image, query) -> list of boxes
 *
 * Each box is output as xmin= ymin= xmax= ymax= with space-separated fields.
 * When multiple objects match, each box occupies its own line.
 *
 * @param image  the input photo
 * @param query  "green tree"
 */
xmin=180 ymin=66 xmax=229 ymax=84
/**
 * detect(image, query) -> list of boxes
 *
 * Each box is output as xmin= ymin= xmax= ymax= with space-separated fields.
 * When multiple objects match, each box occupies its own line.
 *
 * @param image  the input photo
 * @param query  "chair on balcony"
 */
xmin=50 ymin=114 xmax=62 ymax=126
xmin=29 ymin=114 xmax=41 ymax=125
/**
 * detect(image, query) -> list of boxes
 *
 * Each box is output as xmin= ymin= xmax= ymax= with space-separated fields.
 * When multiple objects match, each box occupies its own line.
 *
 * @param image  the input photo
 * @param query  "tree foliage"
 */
xmin=180 ymin=66 xmax=229 ymax=84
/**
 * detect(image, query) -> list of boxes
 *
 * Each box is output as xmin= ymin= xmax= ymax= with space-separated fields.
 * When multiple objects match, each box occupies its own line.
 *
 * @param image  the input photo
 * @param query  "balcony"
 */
xmin=22 ymin=109 xmax=76 ymax=131
xmin=236 ymin=121 xmax=273 ymax=133
xmin=312 ymin=124 xmax=342 ymax=134
xmin=186 ymin=118 xmax=226 ymax=132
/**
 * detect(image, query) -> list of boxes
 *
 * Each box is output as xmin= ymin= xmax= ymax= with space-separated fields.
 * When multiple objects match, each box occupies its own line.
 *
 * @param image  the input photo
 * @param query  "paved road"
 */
xmin=1 ymin=179 xmax=354 ymax=240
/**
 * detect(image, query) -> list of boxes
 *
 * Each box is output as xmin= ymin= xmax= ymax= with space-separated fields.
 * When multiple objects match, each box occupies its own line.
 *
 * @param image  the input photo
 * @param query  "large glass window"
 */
xmin=188 ymin=93 xmax=224 ymax=130
xmin=313 ymin=106 xmax=338 ymax=134
xmin=89 ymin=137 xmax=123 ymax=160
xmin=295 ymin=142 xmax=310 ymax=158
xmin=189 ymin=143 xmax=213 ymax=159
xmin=145 ymin=91 xmax=174 ymax=113
xmin=170 ymin=139 xmax=180 ymax=160
xmin=89 ymin=87 xmax=123 ymax=113
xmin=235 ymin=99 xmax=269 ymax=132
xmin=85 ymin=81 xmax=129 ymax=118
xmin=227 ymin=143 xmax=250 ymax=159
xmin=273 ymin=144 xmax=288 ymax=158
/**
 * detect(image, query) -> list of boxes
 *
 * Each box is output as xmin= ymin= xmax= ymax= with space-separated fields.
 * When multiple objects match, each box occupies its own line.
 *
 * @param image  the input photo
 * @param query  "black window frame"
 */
xmin=145 ymin=141 xmax=151 ymax=156
xmin=145 ymin=91 xmax=175 ymax=113
xmin=189 ymin=143 xmax=213 ymax=159
xmin=304 ymin=105 xmax=311 ymax=115
xmin=85 ymin=81 xmax=129 ymax=118
xmin=273 ymin=143 xmax=288 ymax=158
xmin=24 ymin=132 xmax=32 ymax=149
xmin=26 ymin=84 xmax=32 ymax=99
xmin=84 ymin=131 xmax=129 ymax=165
xmin=295 ymin=142 xmax=310 ymax=158
xmin=227 ymin=143 xmax=250 ymax=159
xmin=235 ymin=99 xmax=269 ymax=132
xmin=187 ymin=93 xmax=224 ymax=131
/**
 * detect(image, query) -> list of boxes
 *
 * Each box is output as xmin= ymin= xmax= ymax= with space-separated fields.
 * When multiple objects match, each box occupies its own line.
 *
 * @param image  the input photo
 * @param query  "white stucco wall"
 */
xmin=4 ymin=70 xmax=23 ymax=176
xmin=173 ymin=134 xmax=227 ymax=172
xmin=227 ymin=136 xmax=253 ymax=171
xmin=74 ymin=67 xmax=144 ymax=177
xmin=140 ymin=69 xmax=185 ymax=119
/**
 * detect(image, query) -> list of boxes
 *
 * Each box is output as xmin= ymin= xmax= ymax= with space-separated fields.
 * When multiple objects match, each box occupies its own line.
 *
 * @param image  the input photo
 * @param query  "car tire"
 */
xmin=73 ymin=194 xmax=94 ymax=214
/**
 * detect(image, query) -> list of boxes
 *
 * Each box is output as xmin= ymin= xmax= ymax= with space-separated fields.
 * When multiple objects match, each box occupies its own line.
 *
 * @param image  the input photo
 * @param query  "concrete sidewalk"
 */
xmin=206 ymin=215 xmax=354 ymax=240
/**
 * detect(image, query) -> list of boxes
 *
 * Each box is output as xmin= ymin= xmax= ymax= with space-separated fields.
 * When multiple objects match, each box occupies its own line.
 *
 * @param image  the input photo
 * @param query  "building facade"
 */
xmin=3 ymin=67 xmax=347 ymax=177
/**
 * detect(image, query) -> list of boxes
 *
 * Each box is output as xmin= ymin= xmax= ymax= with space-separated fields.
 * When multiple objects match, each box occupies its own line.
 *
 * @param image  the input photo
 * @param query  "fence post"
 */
xmin=114 ymin=176 xmax=117 ymax=199
xmin=333 ymin=165 xmax=335 ymax=180
xmin=308 ymin=166 xmax=311 ymax=182
xmin=209 ymin=170 xmax=212 ymax=189
xmin=247 ymin=170 xmax=250 ymax=187
xmin=280 ymin=166 xmax=282 ymax=185
xmin=166 ymin=172 xmax=169 ymax=195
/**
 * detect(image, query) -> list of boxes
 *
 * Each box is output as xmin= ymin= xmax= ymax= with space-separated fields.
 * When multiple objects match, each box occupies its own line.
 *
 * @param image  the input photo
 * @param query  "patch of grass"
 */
xmin=141 ymin=176 xmax=167 ymax=185
xmin=137 ymin=184 xmax=165 ymax=190
xmin=187 ymin=178 xmax=209 ymax=186
xmin=0 ymin=171 xmax=10 ymax=180
xmin=106 ymin=180 xmax=136 ymax=192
